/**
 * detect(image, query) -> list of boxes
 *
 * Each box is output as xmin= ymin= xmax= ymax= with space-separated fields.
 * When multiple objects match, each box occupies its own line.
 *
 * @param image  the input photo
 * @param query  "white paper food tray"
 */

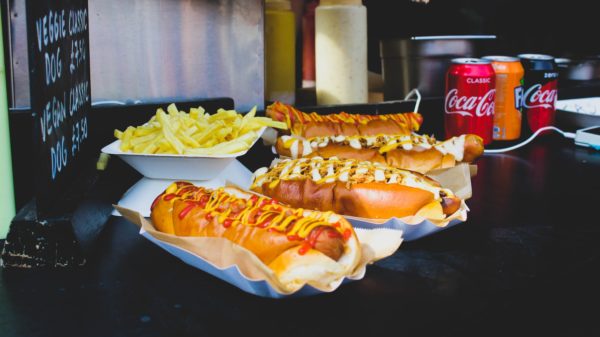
xmin=113 ymin=164 xmax=472 ymax=296
xmin=340 ymin=164 xmax=472 ymax=241
xmin=112 ymin=159 xmax=253 ymax=217
xmin=116 ymin=206 xmax=403 ymax=298
xmin=139 ymin=227 xmax=402 ymax=298
xmin=101 ymin=127 xmax=265 ymax=180
xmin=115 ymin=159 xmax=471 ymax=242
xmin=346 ymin=204 xmax=468 ymax=242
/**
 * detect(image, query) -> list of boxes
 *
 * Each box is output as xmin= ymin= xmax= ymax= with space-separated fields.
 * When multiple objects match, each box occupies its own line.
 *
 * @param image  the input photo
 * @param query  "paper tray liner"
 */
xmin=115 ymin=206 xmax=403 ymax=298
xmin=343 ymin=164 xmax=473 ymax=241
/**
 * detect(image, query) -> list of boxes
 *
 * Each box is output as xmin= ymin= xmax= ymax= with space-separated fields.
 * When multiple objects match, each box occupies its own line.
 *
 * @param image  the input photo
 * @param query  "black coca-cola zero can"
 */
xmin=517 ymin=54 xmax=559 ymax=138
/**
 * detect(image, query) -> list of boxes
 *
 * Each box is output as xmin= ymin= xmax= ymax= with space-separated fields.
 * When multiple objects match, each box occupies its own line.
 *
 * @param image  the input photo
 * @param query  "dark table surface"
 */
xmin=2 ymin=133 xmax=600 ymax=337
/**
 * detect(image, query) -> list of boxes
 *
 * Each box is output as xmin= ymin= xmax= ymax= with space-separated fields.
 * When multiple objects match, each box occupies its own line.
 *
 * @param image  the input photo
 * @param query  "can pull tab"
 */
xmin=404 ymin=88 xmax=422 ymax=114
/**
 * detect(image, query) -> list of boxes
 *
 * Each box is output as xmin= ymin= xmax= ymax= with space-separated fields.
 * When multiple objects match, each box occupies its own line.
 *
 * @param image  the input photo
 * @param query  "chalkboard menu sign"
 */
xmin=26 ymin=0 xmax=91 ymax=215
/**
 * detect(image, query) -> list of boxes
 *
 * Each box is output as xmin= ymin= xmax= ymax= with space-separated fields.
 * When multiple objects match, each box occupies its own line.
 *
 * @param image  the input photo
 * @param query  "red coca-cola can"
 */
xmin=444 ymin=58 xmax=496 ymax=145
xmin=518 ymin=54 xmax=559 ymax=137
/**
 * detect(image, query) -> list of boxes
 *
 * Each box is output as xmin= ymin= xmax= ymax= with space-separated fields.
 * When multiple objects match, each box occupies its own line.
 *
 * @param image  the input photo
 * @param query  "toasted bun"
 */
xmin=251 ymin=157 xmax=462 ymax=219
xmin=333 ymin=182 xmax=436 ymax=219
xmin=258 ymin=179 xmax=436 ymax=219
xmin=385 ymin=148 xmax=456 ymax=174
xmin=151 ymin=193 xmax=176 ymax=234
xmin=268 ymin=235 xmax=361 ymax=289
xmin=150 ymin=184 xmax=361 ymax=290
xmin=357 ymin=119 xmax=406 ymax=136
xmin=274 ymin=133 xmax=484 ymax=174
xmin=266 ymin=101 xmax=423 ymax=137
xmin=303 ymin=123 xmax=343 ymax=138
xmin=314 ymin=144 xmax=386 ymax=164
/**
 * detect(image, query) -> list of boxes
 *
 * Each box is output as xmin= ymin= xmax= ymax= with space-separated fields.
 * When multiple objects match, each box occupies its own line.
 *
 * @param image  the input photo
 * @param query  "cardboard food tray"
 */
xmin=115 ymin=205 xmax=403 ymax=298
xmin=343 ymin=163 xmax=474 ymax=241
xmin=101 ymin=127 xmax=265 ymax=181
xmin=113 ymin=163 xmax=472 ymax=297
xmin=112 ymin=159 xmax=254 ymax=217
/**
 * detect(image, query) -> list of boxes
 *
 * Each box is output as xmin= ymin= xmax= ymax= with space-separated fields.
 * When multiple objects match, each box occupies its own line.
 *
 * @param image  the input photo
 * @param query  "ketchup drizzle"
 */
xmin=298 ymin=226 xmax=326 ymax=255
xmin=156 ymin=184 xmax=352 ymax=255
xmin=343 ymin=229 xmax=352 ymax=241
xmin=178 ymin=202 xmax=197 ymax=220
xmin=198 ymin=195 xmax=209 ymax=208
xmin=177 ymin=186 xmax=196 ymax=196
xmin=298 ymin=243 xmax=311 ymax=255
xmin=163 ymin=193 xmax=177 ymax=201
xmin=328 ymin=230 xmax=342 ymax=238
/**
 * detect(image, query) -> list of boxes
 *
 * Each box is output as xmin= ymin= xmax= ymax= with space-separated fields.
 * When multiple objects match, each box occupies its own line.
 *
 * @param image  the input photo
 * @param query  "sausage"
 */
xmin=310 ymin=226 xmax=345 ymax=261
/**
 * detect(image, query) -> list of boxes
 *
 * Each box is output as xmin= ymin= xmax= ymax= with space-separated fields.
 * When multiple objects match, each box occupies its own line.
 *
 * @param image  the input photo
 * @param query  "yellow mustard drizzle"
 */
xmin=165 ymin=183 xmax=178 ymax=194
xmin=217 ymin=208 xmax=232 ymax=223
xmin=272 ymin=212 xmax=300 ymax=232
xmin=289 ymin=212 xmax=335 ymax=237
xmin=205 ymin=193 xmax=229 ymax=213
xmin=283 ymin=138 xmax=296 ymax=148
xmin=268 ymin=180 xmax=280 ymax=189
xmin=163 ymin=183 xmax=343 ymax=240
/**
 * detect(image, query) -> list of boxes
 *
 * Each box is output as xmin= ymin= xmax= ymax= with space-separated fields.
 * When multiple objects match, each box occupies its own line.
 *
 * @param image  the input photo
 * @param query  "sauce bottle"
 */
xmin=302 ymin=0 xmax=319 ymax=88
xmin=315 ymin=0 xmax=367 ymax=105
xmin=265 ymin=0 xmax=296 ymax=104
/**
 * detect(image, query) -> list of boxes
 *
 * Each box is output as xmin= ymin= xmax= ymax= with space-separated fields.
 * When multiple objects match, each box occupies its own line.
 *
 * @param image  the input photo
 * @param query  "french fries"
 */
xmin=114 ymin=104 xmax=287 ymax=155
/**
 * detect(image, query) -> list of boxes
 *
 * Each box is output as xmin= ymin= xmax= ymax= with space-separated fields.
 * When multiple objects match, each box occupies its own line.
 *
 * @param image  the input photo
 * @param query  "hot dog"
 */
xmin=151 ymin=182 xmax=361 ymax=288
xmin=266 ymin=101 xmax=423 ymax=138
xmin=250 ymin=157 xmax=463 ymax=220
xmin=274 ymin=133 xmax=484 ymax=174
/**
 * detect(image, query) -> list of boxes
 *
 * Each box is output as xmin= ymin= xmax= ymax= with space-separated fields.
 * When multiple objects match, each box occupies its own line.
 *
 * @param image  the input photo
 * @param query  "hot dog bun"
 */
xmin=150 ymin=182 xmax=361 ymax=290
xmin=251 ymin=157 xmax=463 ymax=219
xmin=266 ymin=101 xmax=423 ymax=138
xmin=274 ymin=134 xmax=484 ymax=174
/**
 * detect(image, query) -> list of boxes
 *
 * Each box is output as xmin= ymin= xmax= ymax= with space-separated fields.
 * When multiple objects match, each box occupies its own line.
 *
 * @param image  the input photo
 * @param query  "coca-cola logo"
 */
xmin=445 ymin=88 xmax=496 ymax=117
xmin=522 ymin=83 xmax=557 ymax=109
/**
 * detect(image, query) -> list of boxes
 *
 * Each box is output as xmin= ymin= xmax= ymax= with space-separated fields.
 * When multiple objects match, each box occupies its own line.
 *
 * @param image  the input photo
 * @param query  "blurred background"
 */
xmin=294 ymin=0 xmax=600 ymax=102
xmin=366 ymin=0 xmax=600 ymax=100
xmin=364 ymin=0 xmax=600 ymax=72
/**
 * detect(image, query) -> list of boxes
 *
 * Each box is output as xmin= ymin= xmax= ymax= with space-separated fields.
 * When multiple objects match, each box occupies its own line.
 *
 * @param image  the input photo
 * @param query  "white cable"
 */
xmin=403 ymin=88 xmax=421 ymax=113
xmin=484 ymin=126 xmax=575 ymax=154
